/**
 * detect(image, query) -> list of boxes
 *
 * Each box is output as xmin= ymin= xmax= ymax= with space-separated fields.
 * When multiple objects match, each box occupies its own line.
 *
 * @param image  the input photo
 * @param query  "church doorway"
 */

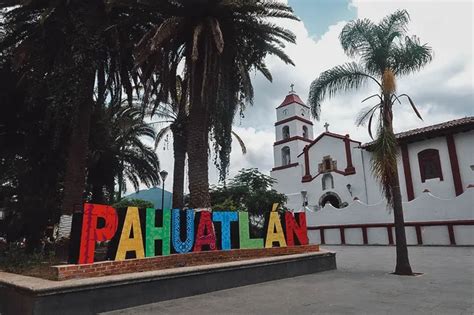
xmin=319 ymin=192 xmax=342 ymax=209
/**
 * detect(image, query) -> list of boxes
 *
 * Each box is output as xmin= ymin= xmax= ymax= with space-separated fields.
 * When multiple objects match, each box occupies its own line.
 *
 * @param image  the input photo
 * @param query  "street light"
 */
xmin=159 ymin=170 xmax=168 ymax=210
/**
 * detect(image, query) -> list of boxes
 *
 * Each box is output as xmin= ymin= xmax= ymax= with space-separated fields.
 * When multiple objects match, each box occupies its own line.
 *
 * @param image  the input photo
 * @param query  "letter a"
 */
xmin=265 ymin=203 xmax=287 ymax=248
xmin=193 ymin=211 xmax=217 ymax=252
xmin=115 ymin=207 xmax=145 ymax=261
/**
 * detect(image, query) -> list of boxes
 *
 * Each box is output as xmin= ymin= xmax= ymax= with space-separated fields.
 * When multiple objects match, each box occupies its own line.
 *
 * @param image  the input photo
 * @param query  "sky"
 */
xmin=146 ymin=0 xmax=474 ymax=194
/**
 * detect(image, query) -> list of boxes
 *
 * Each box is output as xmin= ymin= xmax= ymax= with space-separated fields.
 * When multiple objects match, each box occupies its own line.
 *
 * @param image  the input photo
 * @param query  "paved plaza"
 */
xmin=104 ymin=246 xmax=474 ymax=314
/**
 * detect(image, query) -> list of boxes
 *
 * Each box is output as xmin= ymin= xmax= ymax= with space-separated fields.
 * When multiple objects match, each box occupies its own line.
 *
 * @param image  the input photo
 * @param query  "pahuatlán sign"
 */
xmin=76 ymin=203 xmax=308 ymax=264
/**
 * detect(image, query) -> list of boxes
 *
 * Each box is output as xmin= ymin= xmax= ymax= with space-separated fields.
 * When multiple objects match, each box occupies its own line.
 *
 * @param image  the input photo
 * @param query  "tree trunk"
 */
xmin=171 ymin=124 xmax=186 ymax=209
xmin=61 ymin=69 xmax=95 ymax=215
xmin=392 ymin=172 xmax=413 ymax=275
xmin=383 ymin=93 xmax=413 ymax=275
xmin=61 ymin=0 xmax=103 ymax=216
xmin=187 ymin=56 xmax=211 ymax=208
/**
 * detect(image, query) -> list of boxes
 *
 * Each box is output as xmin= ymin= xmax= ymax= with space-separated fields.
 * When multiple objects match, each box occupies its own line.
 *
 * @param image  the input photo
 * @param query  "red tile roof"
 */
xmin=277 ymin=93 xmax=309 ymax=109
xmin=362 ymin=116 xmax=474 ymax=148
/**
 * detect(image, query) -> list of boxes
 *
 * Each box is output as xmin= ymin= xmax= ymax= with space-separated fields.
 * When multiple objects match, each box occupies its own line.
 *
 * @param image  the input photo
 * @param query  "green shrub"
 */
xmin=112 ymin=198 xmax=154 ymax=209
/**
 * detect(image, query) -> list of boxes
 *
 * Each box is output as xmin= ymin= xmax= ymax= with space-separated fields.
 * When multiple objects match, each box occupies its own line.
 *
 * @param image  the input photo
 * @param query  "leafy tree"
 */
xmin=135 ymin=0 xmax=298 ymax=208
xmin=0 ymin=55 xmax=65 ymax=249
xmin=112 ymin=198 xmax=154 ymax=209
xmin=210 ymin=168 xmax=287 ymax=214
xmin=308 ymin=10 xmax=432 ymax=275
xmin=1 ymin=0 xmax=162 ymax=219
xmin=210 ymin=168 xmax=287 ymax=236
xmin=1 ymin=2 xmax=164 ymax=249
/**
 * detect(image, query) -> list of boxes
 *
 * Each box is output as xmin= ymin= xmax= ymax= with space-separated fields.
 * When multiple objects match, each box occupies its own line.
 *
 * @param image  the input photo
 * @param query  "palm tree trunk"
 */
xmin=61 ymin=69 xmax=95 ymax=215
xmin=171 ymin=125 xmax=186 ymax=208
xmin=384 ymin=95 xmax=413 ymax=275
xmin=61 ymin=0 xmax=102 ymax=216
xmin=117 ymin=161 xmax=124 ymax=202
xmin=187 ymin=57 xmax=211 ymax=208
xmin=392 ymin=172 xmax=413 ymax=275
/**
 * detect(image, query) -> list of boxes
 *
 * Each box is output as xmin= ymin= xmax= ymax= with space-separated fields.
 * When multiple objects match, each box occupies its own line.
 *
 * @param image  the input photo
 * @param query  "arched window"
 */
xmin=282 ymin=126 xmax=290 ymax=139
xmin=418 ymin=149 xmax=443 ymax=182
xmin=302 ymin=126 xmax=308 ymax=139
xmin=281 ymin=146 xmax=291 ymax=166
xmin=322 ymin=173 xmax=334 ymax=190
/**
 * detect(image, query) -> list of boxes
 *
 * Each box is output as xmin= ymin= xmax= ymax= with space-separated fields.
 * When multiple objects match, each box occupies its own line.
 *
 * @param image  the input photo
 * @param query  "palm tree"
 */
xmin=308 ymin=10 xmax=432 ymax=275
xmin=135 ymin=0 xmax=298 ymax=208
xmin=150 ymin=76 xmax=248 ymax=209
xmin=87 ymin=104 xmax=161 ymax=204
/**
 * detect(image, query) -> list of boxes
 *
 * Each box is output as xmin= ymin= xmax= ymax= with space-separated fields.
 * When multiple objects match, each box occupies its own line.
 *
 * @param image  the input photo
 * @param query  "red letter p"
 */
xmin=78 ymin=203 xmax=118 ymax=264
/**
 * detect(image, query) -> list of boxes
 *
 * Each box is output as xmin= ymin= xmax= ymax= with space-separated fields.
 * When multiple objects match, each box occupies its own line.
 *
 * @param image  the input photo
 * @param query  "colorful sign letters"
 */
xmin=77 ymin=203 xmax=308 ymax=264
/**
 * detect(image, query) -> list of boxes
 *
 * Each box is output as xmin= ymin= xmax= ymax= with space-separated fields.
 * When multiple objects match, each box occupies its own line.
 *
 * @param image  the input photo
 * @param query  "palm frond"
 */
xmin=260 ymin=42 xmax=294 ymax=66
xmin=256 ymin=61 xmax=272 ymax=82
xmin=208 ymin=17 xmax=224 ymax=54
xmin=154 ymin=125 xmax=171 ymax=150
xmin=371 ymin=125 xmax=399 ymax=208
xmin=391 ymin=36 xmax=433 ymax=75
xmin=340 ymin=18 xmax=377 ymax=58
xmin=398 ymin=93 xmax=423 ymax=120
xmin=378 ymin=9 xmax=410 ymax=37
xmin=231 ymin=130 xmax=247 ymax=155
xmin=308 ymin=62 xmax=382 ymax=120
xmin=361 ymin=93 xmax=382 ymax=103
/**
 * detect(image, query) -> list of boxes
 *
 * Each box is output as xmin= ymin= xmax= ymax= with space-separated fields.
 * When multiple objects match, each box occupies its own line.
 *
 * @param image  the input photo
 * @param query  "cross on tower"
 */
xmin=289 ymin=83 xmax=295 ymax=93
xmin=324 ymin=122 xmax=329 ymax=132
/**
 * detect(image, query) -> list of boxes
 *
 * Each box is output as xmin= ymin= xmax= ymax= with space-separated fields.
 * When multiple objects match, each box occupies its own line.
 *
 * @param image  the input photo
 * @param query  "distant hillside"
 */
xmin=125 ymin=187 xmax=173 ymax=210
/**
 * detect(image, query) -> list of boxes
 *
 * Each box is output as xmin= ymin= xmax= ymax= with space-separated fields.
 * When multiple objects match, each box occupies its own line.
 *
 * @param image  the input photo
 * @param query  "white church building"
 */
xmin=270 ymin=90 xmax=474 ymax=246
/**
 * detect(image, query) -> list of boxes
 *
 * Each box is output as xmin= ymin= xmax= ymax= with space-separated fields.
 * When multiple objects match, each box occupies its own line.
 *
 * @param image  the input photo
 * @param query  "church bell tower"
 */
xmin=272 ymin=85 xmax=314 ymax=170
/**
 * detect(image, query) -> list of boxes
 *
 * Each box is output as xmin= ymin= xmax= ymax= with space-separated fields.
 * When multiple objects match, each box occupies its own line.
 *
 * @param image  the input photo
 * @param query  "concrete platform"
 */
xmin=0 ymin=250 xmax=336 ymax=315
xmin=103 ymin=246 xmax=473 ymax=314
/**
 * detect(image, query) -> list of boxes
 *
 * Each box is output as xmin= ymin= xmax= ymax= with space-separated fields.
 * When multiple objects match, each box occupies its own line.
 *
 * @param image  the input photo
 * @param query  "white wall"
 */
xmin=406 ymin=137 xmax=455 ymax=199
xmin=455 ymin=130 xmax=474 ymax=189
xmin=306 ymin=188 xmax=474 ymax=245
xmin=271 ymin=163 xmax=304 ymax=208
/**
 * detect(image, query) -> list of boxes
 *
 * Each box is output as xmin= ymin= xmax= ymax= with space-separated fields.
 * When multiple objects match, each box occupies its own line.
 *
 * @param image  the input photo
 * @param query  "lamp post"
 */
xmin=159 ymin=170 xmax=168 ymax=210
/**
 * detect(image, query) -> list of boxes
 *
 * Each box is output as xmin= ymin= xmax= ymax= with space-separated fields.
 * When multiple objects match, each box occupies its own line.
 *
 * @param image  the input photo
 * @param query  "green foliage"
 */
xmin=112 ymin=198 xmax=154 ymax=209
xmin=210 ymin=168 xmax=287 ymax=215
xmin=212 ymin=197 xmax=240 ymax=212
